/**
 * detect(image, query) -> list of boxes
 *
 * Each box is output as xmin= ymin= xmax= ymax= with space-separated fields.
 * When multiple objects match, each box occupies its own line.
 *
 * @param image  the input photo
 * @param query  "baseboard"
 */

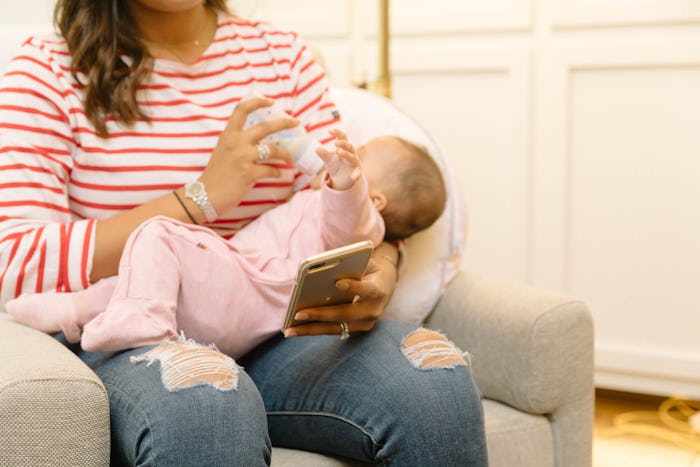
xmin=595 ymin=343 xmax=700 ymax=399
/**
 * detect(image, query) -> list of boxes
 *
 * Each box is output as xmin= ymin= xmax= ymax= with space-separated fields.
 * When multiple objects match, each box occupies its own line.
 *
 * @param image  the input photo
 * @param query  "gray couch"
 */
xmin=0 ymin=270 xmax=593 ymax=467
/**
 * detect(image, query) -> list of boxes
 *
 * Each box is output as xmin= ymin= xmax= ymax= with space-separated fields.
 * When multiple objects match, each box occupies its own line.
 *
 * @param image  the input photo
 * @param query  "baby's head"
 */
xmin=359 ymin=136 xmax=447 ymax=241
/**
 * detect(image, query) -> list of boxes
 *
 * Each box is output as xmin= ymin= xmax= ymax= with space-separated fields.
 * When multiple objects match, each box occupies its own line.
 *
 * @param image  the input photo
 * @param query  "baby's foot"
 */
xmin=6 ymin=291 xmax=83 ymax=342
xmin=5 ymin=276 xmax=118 ymax=343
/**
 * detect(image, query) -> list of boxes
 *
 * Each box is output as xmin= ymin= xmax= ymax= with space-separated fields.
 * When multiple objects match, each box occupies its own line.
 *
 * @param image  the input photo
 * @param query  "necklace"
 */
xmin=142 ymin=10 xmax=217 ymax=64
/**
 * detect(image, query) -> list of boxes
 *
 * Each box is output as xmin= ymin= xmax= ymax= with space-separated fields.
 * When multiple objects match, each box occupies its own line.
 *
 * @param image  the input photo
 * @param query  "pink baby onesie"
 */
xmin=7 ymin=177 xmax=384 ymax=359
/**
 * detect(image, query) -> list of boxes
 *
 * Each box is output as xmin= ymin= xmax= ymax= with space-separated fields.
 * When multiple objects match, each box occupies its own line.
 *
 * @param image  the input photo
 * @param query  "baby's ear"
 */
xmin=370 ymin=191 xmax=387 ymax=212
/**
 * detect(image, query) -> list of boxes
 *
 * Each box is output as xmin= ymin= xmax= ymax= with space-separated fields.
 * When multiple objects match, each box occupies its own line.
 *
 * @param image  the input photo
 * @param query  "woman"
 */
xmin=0 ymin=1 xmax=488 ymax=465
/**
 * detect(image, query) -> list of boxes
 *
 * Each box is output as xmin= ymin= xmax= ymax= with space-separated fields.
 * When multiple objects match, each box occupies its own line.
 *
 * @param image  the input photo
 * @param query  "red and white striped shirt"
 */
xmin=0 ymin=14 xmax=340 ymax=305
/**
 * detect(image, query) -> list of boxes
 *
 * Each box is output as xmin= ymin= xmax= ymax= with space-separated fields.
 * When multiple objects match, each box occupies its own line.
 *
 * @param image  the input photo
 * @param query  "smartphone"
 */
xmin=282 ymin=240 xmax=374 ymax=331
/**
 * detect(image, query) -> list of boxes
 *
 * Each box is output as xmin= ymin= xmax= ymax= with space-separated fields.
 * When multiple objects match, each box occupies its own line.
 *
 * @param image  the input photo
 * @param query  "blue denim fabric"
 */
xmin=62 ymin=319 xmax=488 ymax=466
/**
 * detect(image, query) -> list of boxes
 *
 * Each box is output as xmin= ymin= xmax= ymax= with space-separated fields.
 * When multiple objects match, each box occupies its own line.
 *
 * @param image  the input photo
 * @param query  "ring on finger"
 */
xmin=256 ymin=143 xmax=271 ymax=163
xmin=339 ymin=321 xmax=350 ymax=340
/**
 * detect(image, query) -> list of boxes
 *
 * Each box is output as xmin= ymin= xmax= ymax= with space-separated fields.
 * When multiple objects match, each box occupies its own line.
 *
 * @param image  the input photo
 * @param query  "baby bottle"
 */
xmin=244 ymin=92 xmax=322 ymax=176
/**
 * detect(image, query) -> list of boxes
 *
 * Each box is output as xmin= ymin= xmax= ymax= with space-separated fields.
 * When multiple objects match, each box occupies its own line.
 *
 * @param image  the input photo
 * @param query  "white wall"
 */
xmin=2 ymin=0 xmax=54 ymax=27
xmin=5 ymin=0 xmax=700 ymax=398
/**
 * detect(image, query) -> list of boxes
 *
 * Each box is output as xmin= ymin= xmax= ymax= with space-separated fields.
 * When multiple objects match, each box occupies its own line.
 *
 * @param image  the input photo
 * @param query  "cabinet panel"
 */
xmin=569 ymin=65 xmax=700 ymax=396
xmin=389 ymin=0 xmax=531 ymax=34
xmin=553 ymin=0 xmax=700 ymax=28
xmin=531 ymin=43 xmax=700 ymax=396
xmin=391 ymin=49 xmax=531 ymax=281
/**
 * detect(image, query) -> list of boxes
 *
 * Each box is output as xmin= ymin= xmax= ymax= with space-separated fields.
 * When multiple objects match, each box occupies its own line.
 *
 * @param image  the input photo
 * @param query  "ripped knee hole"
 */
xmin=130 ymin=332 xmax=238 ymax=392
xmin=401 ymin=328 xmax=470 ymax=369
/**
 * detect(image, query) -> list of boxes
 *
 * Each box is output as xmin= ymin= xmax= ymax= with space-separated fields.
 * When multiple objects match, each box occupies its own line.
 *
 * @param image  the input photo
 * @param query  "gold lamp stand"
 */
xmin=367 ymin=0 xmax=391 ymax=99
xmin=356 ymin=0 xmax=391 ymax=98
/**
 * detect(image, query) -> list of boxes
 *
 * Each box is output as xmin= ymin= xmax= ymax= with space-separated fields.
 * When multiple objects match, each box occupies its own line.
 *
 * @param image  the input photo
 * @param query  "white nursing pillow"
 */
xmin=330 ymin=86 xmax=467 ymax=324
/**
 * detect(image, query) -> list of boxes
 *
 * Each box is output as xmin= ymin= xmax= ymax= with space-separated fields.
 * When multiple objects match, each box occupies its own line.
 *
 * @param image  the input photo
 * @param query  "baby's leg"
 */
xmin=5 ymin=276 xmax=118 ymax=343
xmin=80 ymin=218 xmax=185 ymax=352
xmin=81 ymin=299 xmax=178 ymax=352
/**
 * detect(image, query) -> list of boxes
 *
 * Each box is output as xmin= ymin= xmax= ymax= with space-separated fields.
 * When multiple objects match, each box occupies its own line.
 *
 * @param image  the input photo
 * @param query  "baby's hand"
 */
xmin=315 ymin=129 xmax=361 ymax=190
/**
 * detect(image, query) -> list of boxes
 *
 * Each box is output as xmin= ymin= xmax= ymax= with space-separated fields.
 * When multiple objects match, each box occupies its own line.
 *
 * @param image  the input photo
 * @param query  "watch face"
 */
xmin=185 ymin=181 xmax=204 ymax=197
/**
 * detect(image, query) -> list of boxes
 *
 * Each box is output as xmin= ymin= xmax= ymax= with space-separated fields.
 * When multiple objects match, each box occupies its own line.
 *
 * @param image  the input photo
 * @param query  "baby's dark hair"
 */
xmin=381 ymin=137 xmax=447 ymax=241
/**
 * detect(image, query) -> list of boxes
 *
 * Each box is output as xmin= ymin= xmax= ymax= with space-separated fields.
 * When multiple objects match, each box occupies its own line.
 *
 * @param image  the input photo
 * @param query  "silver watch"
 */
xmin=184 ymin=180 xmax=218 ymax=223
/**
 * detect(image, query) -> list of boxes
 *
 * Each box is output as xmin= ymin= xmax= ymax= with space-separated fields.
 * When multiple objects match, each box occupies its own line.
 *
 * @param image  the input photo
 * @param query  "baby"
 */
xmin=7 ymin=131 xmax=446 ymax=359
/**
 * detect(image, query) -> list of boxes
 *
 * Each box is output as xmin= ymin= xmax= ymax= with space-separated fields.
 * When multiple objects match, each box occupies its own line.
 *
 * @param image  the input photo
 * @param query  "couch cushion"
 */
xmin=483 ymin=398 xmax=554 ymax=467
xmin=271 ymin=447 xmax=367 ymax=466
xmin=0 ymin=313 xmax=110 ymax=467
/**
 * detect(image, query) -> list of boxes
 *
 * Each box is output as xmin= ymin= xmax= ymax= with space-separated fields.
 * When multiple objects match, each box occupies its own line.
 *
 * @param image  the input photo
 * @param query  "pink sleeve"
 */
xmin=319 ymin=176 xmax=385 ymax=249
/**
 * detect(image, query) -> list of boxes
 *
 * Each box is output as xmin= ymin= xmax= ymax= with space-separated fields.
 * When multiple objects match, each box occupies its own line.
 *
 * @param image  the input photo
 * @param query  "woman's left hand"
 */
xmin=283 ymin=242 xmax=398 ymax=338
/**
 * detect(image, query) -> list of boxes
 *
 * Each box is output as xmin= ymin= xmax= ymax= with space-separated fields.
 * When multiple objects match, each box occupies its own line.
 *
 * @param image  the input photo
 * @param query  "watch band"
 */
xmin=184 ymin=180 xmax=218 ymax=223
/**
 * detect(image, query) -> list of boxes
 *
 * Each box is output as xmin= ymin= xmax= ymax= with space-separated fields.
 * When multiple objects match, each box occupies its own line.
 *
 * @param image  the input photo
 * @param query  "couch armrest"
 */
xmin=425 ymin=270 xmax=594 ymax=467
xmin=0 ymin=312 xmax=110 ymax=467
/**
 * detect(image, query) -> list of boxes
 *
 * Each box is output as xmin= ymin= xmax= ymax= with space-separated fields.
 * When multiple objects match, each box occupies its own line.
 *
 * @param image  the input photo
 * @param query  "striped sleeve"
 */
xmin=286 ymin=34 xmax=340 ymax=144
xmin=0 ymin=38 xmax=94 ymax=307
xmin=277 ymin=31 xmax=340 ymax=190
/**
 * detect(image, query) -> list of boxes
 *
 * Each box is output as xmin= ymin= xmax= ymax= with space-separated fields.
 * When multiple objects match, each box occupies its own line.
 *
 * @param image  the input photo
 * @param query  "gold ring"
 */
xmin=339 ymin=321 xmax=350 ymax=340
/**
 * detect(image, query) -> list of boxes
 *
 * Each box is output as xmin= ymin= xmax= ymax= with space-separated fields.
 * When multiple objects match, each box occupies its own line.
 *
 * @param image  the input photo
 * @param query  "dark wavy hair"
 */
xmin=54 ymin=0 xmax=231 ymax=137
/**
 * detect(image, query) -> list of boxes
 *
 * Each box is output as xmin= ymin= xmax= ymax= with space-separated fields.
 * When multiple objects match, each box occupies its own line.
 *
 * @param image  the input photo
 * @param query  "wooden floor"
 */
xmin=594 ymin=389 xmax=700 ymax=467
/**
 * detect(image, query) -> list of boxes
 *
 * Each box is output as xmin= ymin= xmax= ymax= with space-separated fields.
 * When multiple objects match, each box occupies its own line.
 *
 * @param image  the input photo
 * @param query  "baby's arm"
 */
xmin=315 ymin=129 xmax=361 ymax=190
xmin=316 ymin=129 xmax=385 ymax=248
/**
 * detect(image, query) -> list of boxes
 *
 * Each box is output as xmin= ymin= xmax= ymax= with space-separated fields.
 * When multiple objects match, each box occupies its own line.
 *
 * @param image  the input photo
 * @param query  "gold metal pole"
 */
xmin=368 ymin=0 xmax=391 ymax=98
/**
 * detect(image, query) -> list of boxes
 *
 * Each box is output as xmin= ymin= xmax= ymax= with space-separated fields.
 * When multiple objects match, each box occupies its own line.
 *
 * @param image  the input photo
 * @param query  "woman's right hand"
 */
xmin=199 ymin=95 xmax=299 ymax=213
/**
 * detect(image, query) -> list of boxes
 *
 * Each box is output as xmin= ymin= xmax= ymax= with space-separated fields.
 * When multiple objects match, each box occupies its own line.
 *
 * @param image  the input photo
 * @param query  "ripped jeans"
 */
xmin=59 ymin=320 xmax=488 ymax=466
